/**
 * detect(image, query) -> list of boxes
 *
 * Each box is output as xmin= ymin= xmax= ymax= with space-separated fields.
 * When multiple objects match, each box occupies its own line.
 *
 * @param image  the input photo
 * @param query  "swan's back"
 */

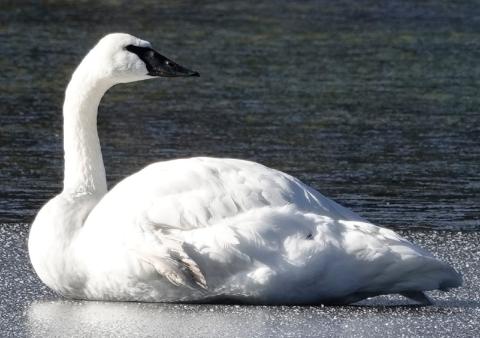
xmin=84 ymin=157 xmax=363 ymax=236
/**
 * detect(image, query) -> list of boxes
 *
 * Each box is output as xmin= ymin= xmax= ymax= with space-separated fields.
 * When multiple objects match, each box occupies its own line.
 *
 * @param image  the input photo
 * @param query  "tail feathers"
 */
xmin=400 ymin=291 xmax=432 ymax=305
xmin=439 ymin=268 xmax=462 ymax=291
xmin=418 ymin=258 xmax=463 ymax=291
xmin=381 ymin=255 xmax=463 ymax=293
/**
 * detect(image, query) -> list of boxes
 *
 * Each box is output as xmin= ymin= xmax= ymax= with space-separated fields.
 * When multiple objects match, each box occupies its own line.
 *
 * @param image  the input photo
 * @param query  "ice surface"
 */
xmin=0 ymin=224 xmax=478 ymax=337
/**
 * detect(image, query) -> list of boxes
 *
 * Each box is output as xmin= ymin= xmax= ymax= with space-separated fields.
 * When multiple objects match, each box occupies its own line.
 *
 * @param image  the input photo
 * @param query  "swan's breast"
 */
xmin=29 ymin=195 xmax=100 ymax=297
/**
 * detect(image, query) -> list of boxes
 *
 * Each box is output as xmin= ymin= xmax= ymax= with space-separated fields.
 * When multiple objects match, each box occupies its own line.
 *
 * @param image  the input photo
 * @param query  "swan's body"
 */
xmin=29 ymin=33 xmax=461 ymax=304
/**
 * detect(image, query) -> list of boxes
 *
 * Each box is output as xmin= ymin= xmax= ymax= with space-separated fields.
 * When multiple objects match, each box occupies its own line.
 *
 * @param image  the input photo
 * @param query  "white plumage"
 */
xmin=28 ymin=33 xmax=461 ymax=305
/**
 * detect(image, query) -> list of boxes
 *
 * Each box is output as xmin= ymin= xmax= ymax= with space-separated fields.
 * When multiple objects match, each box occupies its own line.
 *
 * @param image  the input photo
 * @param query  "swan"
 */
xmin=29 ymin=33 xmax=461 ymax=305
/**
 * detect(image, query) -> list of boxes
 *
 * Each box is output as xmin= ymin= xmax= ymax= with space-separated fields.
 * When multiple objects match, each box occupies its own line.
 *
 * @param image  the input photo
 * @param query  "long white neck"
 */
xmin=63 ymin=60 xmax=112 ymax=196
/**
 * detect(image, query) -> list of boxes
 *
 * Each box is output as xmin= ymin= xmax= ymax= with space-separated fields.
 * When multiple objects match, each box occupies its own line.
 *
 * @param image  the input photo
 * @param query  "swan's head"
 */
xmin=84 ymin=33 xmax=199 ymax=84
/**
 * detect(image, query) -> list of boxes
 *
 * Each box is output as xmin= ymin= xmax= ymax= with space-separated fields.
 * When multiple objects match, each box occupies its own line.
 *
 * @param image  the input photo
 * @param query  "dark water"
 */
xmin=0 ymin=1 xmax=479 ymax=229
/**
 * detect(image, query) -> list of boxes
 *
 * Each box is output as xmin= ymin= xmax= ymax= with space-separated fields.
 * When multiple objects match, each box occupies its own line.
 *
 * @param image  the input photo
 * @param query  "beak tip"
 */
xmin=191 ymin=71 xmax=200 ymax=77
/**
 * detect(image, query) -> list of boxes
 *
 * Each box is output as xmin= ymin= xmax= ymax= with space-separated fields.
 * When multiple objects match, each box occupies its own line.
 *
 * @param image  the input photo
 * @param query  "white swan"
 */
xmin=29 ymin=33 xmax=461 ymax=305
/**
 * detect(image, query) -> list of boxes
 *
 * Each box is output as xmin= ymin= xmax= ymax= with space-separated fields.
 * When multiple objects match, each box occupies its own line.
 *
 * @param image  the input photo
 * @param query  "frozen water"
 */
xmin=1 ymin=224 xmax=478 ymax=337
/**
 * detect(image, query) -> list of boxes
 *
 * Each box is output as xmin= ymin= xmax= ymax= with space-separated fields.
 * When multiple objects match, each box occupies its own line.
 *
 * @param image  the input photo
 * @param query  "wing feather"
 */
xmin=84 ymin=157 xmax=384 ymax=292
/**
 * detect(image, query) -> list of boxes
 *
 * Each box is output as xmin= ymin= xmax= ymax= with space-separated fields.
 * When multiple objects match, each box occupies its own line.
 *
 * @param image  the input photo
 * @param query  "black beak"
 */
xmin=126 ymin=45 xmax=199 ymax=77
